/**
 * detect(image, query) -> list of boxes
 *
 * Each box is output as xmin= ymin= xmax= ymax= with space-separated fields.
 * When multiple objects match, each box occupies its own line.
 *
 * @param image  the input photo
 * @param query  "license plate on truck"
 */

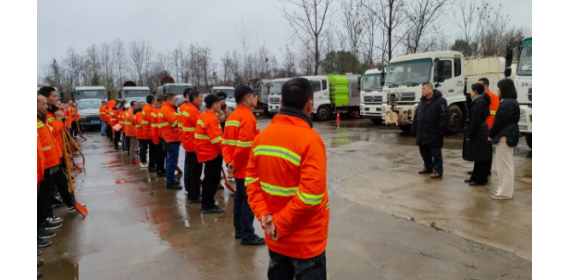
xmin=90 ymin=120 xmax=101 ymax=124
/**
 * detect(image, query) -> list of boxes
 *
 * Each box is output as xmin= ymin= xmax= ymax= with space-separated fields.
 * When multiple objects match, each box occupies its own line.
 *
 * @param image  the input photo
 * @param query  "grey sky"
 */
xmin=37 ymin=0 xmax=531 ymax=77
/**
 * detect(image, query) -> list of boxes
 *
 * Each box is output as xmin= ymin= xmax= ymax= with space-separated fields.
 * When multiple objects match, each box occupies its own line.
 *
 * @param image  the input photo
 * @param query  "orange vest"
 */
xmin=486 ymin=89 xmax=500 ymax=129
xmin=119 ymin=110 xmax=126 ymax=126
xmin=37 ymin=134 xmax=45 ymax=189
xmin=99 ymin=105 xmax=107 ymax=121
xmin=177 ymin=103 xmax=187 ymax=131
xmin=124 ymin=108 xmax=137 ymax=137
xmin=195 ymin=110 xmax=223 ymax=162
xmin=107 ymin=101 xmax=116 ymax=124
xmin=150 ymin=107 xmax=161 ymax=144
xmin=159 ymin=103 xmax=180 ymax=143
xmin=109 ymin=109 xmax=119 ymax=127
xmin=46 ymin=111 xmax=65 ymax=158
xmin=142 ymin=105 xmax=153 ymax=140
xmin=222 ymin=105 xmax=260 ymax=179
xmin=246 ymin=114 xmax=329 ymax=259
xmin=37 ymin=117 xmax=61 ymax=169
xmin=135 ymin=111 xmax=145 ymax=139
xmin=181 ymin=103 xmax=201 ymax=152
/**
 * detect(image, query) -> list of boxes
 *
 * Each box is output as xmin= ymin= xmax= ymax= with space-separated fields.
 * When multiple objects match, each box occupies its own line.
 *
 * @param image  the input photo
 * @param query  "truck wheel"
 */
xmin=371 ymin=119 xmax=383 ymax=125
xmin=448 ymin=105 xmax=463 ymax=135
xmin=398 ymin=125 xmax=411 ymax=133
xmin=525 ymin=134 xmax=532 ymax=149
xmin=316 ymin=106 xmax=331 ymax=121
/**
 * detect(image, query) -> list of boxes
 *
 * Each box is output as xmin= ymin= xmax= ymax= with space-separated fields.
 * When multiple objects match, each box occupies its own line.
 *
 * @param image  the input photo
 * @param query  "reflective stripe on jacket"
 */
xmin=46 ymin=111 xmax=64 ymax=158
xmin=246 ymin=114 xmax=329 ymax=259
xmin=195 ymin=110 xmax=223 ymax=163
xmin=37 ymin=118 xmax=61 ymax=169
xmin=135 ymin=112 xmax=145 ymax=139
xmin=222 ymin=105 xmax=259 ymax=179
xmin=159 ymin=103 xmax=180 ymax=143
xmin=142 ymin=105 xmax=153 ymax=140
xmin=181 ymin=103 xmax=201 ymax=152
xmin=125 ymin=108 xmax=137 ymax=137
xmin=150 ymin=108 xmax=161 ymax=145
xmin=486 ymin=89 xmax=500 ymax=129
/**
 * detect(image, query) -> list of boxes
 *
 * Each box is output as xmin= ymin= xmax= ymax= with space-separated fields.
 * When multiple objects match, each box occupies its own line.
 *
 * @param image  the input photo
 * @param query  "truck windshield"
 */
xmin=77 ymin=100 xmax=101 ymax=109
xmin=76 ymin=90 xmax=106 ymax=100
xmin=212 ymin=89 xmax=235 ymax=99
xmin=361 ymin=73 xmax=383 ymax=92
xmin=166 ymin=86 xmax=194 ymax=95
xmin=517 ymin=39 xmax=532 ymax=76
xmin=385 ymin=59 xmax=432 ymax=85
xmin=270 ymin=83 xmax=285 ymax=95
xmin=124 ymin=90 xmax=150 ymax=97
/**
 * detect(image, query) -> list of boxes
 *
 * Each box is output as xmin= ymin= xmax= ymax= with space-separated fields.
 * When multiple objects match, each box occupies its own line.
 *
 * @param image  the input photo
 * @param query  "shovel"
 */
xmin=61 ymin=129 xmax=88 ymax=217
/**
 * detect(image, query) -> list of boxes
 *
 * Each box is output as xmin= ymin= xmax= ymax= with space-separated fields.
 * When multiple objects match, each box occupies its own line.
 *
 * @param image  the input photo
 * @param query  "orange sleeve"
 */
xmin=245 ymin=147 xmax=270 ymax=221
xmin=206 ymin=116 xmax=223 ymax=152
xmin=222 ymin=126 xmax=232 ymax=165
xmin=272 ymin=137 xmax=327 ymax=239
xmin=50 ymin=119 xmax=65 ymax=133
xmin=232 ymin=117 xmax=256 ymax=172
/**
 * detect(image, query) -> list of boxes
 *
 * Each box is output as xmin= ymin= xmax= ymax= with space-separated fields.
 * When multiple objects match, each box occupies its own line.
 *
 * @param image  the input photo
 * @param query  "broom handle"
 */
xmin=61 ymin=129 xmax=75 ymax=192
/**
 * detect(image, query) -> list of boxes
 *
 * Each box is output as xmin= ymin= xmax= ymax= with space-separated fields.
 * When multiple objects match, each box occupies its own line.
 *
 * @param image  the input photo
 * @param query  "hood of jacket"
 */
xmin=421 ymin=89 xmax=443 ymax=101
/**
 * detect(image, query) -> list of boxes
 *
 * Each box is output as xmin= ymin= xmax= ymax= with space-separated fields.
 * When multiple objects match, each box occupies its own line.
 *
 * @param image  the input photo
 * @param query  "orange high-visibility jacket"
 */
xmin=37 ymin=117 xmax=61 ymax=170
xmin=37 ymin=134 xmax=45 ymax=189
xmin=119 ymin=110 xmax=126 ymax=126
xmin=99 ymin=105 xmax=107 ymax=121
xmin=159 ymin=103 xmax=180 ymax=143
xmin=109 ymin=109 xmax=119 ymax=127
xmin=222 ymin=105 xmax=260 ymax=179
xmin=246 ymin=114 xmax=329 ymax=260
xmin=177 ymin=103 xmax=187 ymax=131
xmin=150 ymin=107 xmax=161 ymax=145
xmin=142 ymin=104 xmax=153 ymax=140
xmin=181 ymin=103 xmax=201 ymax=152
xmin=195 ymin=110 xmax=223 ymax=163
xmin=486 ymin=89 xmax=500 ymax=129
xmin=46 ymin=111 xmax=65 ymax=158
xmin=135 ymin=111 xmax=145 ymax=139
xmin=107 ymin=101 xmax=116 ymax=124
xmin=124 ymin=108 xmax=137 ymax=137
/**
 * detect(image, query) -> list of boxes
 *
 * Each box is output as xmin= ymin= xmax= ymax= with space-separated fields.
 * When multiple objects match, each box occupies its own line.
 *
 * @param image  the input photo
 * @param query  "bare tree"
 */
xmin=282 ymin=0 xmax=334 ymax=75
xmin=220 ymin=51 xmax=234 ymax=85
xmin=84 ymin=44 xmax=103 ymax=86
xmin=62 ymin=47 xmax=84 ymax=94
xmin=112 ymin=38 xmax=128 ymax=88
xmin=478 ymin=3 xmax=516 ymax=57
xmin=362 ymin=0 xmax=380 ymax=68
xmin=129 ymin=40 xmax=153 ymax=86
xmin=341 ymin=0 xmax=365 ymax=72
xmin=235 ymin=18 xmax=251 ymax=81
xmin=404 ymin=0 xmax=449 ymax=54
xmin=364 ymin=0 xmax=406 ymax=65
xmin=170 ymin=44 xmax=185 ymax=82
xmin=282 ymin=44 xmax=297 ymax=77
xmin=99 ymin=43 xmax=115 ymax=92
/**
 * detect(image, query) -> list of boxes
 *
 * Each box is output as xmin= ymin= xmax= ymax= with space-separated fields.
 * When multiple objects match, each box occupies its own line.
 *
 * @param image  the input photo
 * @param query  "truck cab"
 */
xmin=301 ymin=76 xmax=331 ymax=120
xmin=507 ymin=29 xmax=532 ymax=148
xmin=384 ymin=51 xmax=467 ymax=134
xmin=211 ymin=86 xmax=236 ymax=102
xmin=157 ymin=83 xmax=195 ymax=100
xmin=122 ymin=86 xmax=151 ymax=104
xmin=268 ymin=78 xmax=292 ymax=115
xmin=74 ymin=86 xmax=108 ymax=102
xmin=360 ymin=69 xmax=386 ymax=125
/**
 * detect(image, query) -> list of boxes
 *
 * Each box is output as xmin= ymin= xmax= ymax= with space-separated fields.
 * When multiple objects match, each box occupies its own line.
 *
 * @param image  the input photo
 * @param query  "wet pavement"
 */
xmin=40 ymin=117 xmax=532 ymax=279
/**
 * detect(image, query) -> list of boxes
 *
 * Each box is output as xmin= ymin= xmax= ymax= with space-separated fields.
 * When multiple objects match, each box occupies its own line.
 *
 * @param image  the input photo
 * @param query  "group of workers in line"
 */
xmin=412 ymin=78 xmax=521 ymax=200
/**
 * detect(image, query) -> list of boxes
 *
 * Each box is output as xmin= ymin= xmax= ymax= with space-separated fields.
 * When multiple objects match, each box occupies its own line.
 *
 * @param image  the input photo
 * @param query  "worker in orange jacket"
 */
xmin=37 ymin=94 xmax=63 ymax=245
xmin=143 ymin=95 xmax=158 ymax=172
xmin=110 ymin=101 xmax=122 ymax=149
xmin=222 ymin=85 xmax=264 ymax=246
xmin=151 ymin=96 xmax=166 ymax=176
xmin=99 ymin=101 xmax=108 ymax=136
xmin=159 ymin=93 xmax=183 ymax=190
xmin=38 ymin=87 xmax=76 ymax=214
xmin=37 ymin=134 xmax=45 ymax=190
xmin=195 ymin=94 xmax=225 ymax=214
xmin=125 ymin=101 xmax=140 ymax=164
xmin=68 ymin=100 xmax=79 ymax=138
xmin=477 ymin=78 xmax=500 ymax=178
xmin=134 ymin=104 xmax=147 ymax=168
xmin=118 ymin=101 xmax=129 ymax=152
xmin=181 ymin=89 xmax=203 ymax=203
xmin=246 ymin=78 xmax=329 ymax=279
xmin=106 ymin=100 xmax=116 ymax=141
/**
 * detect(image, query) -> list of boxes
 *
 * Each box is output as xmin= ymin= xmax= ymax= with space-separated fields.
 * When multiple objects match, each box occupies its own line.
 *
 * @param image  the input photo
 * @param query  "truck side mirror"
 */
xmin=434 ymin=59 xmax=445 ymax=84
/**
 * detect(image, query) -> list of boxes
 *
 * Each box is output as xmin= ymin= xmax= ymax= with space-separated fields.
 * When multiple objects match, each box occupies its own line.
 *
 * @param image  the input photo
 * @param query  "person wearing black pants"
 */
xmin=106 ymin=123 xmax=113 ymax=141
xmin=114 ymin=130 xmax=121 ymax=149
xmin=147 ymin=141 xmax=158 ymax=172
xmin=463 ymin=83 xmax=492 ymax=186
xmin=71 ymin=121 xmax=79 ymax=138
xmin=139 ymin=139 xmax=148 ymax=165
xmin=201 ymin=155 xmax=222 ymax=212
xmin=38 ymin=168 xmax=58 ymax=242
xmin=54 ymin=160 xmax=75 ymax=211
xmin=156 ymin=138 xmax=167 ymax=176
xmin=185 ymin=151 xmax=203 ymax=202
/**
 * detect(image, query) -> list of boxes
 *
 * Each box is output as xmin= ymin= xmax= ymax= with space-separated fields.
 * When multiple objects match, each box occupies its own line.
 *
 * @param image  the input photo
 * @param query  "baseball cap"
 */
xmin=204 ymin=94 xmax=224 ymax=107
xmin=234 ymin=85 xmax=254 ymax=99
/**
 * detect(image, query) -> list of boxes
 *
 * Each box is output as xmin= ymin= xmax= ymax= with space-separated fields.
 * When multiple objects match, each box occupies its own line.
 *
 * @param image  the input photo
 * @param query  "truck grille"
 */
xmin=400 ymin=92 xmax=416 ymax=101
xmin=270 ymin=97 xmax=280 ymax=103
xmin=364 ymin=96 xmax=383 ymax=104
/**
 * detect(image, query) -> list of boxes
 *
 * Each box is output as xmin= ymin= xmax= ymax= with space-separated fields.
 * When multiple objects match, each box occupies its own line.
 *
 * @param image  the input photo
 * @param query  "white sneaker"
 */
xmin=140 ymin=163 xmax=149 ymax=168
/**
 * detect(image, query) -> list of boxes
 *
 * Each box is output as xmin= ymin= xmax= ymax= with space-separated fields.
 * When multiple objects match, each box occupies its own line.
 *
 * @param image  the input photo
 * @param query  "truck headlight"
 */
xmin=520 ymin=110 xmax=527 ymax=123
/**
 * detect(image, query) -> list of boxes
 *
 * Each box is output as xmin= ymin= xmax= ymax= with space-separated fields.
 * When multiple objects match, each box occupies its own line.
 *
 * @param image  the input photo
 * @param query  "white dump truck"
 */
xmin=74 ymin=86 xmax=108 ymax=101
xmin=383 ymin=51 xmax=515 ymax=134
xmin=360 ymin=68 xmax=386 ymax=125
xmin=505 ymin=29 xmax=532 ymax=148
xmin=267 ymin=78 xmax=292 ymax=115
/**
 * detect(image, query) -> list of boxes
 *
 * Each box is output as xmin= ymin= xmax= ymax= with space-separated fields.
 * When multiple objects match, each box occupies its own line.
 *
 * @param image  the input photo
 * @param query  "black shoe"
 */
xmin=418 ymin=168 xmax=433 ymax=174
xmin=469 ymin=181 xmax=487 ymax=186
xmin=188 ymin=198 xmax=202 ymax=204
xmin=148 ymin=167 xmax=157 ymax=172
xmin=47 ymin=215 xmax=63 ymax=223
xmin=166 ymin=184 xmax=183 ymax=190
xmin=201 ymin=206 xmax=225 ymax=214
xmin=467 ymin=171 xmax=473 ymax=175
xmin=464 ymin=178 xmax=474 ymax=183
xmin=38 ymin=260 xmax=44 ymax=267
xmin=38 ymin=237 xmax=52 ymax=247
xmin=241 ymin=235 xmax=266 ymax=246
xmin=38 ymin=228 xmax=56 ymax=239
xmin=42 ymin=220 xmax=62 ymax=230
xmin=157 ymin=172 xmax=166 ymax=178
xmin=52 ymin=199 xmax=65 ymax=208
xmin=38 ymin=271 xmax=42 ymax=279
xmin=37 ymin=249 xmax=42 ymax=256
xmin=235 ymin=232 xmax=241 ymax=239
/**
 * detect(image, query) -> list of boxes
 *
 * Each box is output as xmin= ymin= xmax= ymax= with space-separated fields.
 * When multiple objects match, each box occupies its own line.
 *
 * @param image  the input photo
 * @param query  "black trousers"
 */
xmin=123 ymin=135 xmax=130 ymax=152
xmin=106 ymin=123 xmax=113 ymax=141
xmin=202 ymin=155 xmax=222 ymax=209
xmin=268 ymin=250 xmax=327 ymax=280
xmin=184 ymin=152 xmax=203 ymax=200
xmin=148 ymin=141 xmax=158 ymax=169
xmin=38 ymin=169 xmax=57 ymax=230
xmin=156 ymin=138 xmax=166 ymax=172
xmin=139 ymin=139 xmax=149 ymax=164
xmin=114 ymin=131 xmax=121 ymax=148
xmin=472 ymin=159 xmax=492 ymax=184
xmin=71 ymin=122 xmax=79 ymax=137
xmin=55 ymin=160 xmax=74 ymax=207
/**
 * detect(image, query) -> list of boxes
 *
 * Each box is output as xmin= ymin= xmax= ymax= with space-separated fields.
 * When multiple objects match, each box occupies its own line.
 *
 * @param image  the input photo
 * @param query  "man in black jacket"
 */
xmin=412 ymin=82 xmax=449 ymax=179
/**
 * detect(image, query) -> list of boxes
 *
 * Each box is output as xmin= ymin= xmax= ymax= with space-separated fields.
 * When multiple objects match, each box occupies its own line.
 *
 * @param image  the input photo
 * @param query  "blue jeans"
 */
xmin=101 ymin=121 xmax=107 ymax=136
xmin=268 ymin=250 xmax=327 ymax=280
xmin=419 ymin=145 xmax=443 ymax=174
xmin=234 ymin=178 xmax=255 ymax=240
xmin=166 ymin=142 xmax=181 ymax=185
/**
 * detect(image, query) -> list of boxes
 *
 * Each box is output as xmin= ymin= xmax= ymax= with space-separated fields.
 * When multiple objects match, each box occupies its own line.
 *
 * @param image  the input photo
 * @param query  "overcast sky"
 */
xmin=37 ymin=0 xmax=532 ymax=77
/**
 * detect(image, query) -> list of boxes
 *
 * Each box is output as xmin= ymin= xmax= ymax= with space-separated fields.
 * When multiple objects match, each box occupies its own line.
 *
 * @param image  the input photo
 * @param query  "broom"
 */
xmin=61 ymin=129 xmax=88 ymax=217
